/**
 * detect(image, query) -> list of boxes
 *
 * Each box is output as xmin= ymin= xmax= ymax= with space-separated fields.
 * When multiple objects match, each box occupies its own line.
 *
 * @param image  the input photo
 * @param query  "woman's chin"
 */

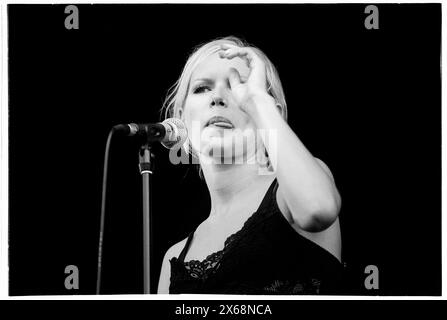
xmin=200 ymin=143 xmax=230 ymax=160
xmin=199 ymin=146 xmax=258 ymax=166
xmin=201 ymin=128 xmax=235 ymax=143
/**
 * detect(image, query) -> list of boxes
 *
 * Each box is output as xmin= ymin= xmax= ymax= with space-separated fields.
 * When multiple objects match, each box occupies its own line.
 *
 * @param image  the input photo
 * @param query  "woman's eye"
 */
xmin=193 ymin=85 xmax=210 ymax=94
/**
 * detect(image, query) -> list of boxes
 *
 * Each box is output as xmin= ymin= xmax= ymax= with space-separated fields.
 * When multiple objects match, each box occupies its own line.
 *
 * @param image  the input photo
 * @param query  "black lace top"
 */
xmin=169 ymin=179 xmax=343 ymax=295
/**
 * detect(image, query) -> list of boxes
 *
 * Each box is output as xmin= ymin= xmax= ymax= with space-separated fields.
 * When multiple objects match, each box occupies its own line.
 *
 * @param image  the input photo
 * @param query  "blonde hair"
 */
xmin=159 ymin=36 xmax=288 ymax=177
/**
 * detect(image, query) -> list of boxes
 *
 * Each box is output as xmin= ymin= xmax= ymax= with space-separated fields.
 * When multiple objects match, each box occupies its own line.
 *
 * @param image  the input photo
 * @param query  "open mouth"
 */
xmin=206 ymin=116 xmax=234 ymax=129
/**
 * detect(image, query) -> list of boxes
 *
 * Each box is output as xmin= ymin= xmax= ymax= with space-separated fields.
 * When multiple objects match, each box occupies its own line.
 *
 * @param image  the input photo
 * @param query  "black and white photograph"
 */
xmin=5 ymin=2 xmax=442 ymax=297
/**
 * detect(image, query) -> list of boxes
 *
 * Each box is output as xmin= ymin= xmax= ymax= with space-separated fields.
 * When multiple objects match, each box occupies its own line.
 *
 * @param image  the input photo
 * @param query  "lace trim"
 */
xmin=171 ymin=180 xmax=279 ymax=281
xmin=183 ymin=250 xmax=223 ymax=280
xmin=173 ymin=201 xmax=275 ymax=280
xmin=263 ymin=279 xmax=322 ymax=294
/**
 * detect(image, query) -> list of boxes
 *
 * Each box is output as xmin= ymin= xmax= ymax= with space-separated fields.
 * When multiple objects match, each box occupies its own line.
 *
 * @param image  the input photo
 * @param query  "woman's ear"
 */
xmin=256 ymin=145 xmax=269 ymax=169
xmin=275 ymin=102 xmax=282 ymax=115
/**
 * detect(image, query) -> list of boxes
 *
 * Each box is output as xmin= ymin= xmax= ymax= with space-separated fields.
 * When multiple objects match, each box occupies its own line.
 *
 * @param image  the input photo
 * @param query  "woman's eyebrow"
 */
xmin=192 ymin=77 xmax=213 ymax=83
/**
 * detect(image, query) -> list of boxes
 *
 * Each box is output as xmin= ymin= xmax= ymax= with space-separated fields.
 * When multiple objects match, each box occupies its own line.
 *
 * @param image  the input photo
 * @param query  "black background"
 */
xmin=8 ymin=4 xmax=441 ymax=295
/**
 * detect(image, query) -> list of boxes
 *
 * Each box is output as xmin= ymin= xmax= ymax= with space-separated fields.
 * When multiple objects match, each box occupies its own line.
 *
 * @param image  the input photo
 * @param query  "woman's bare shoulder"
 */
xmin=164 ymin=237 xmax=189 ymax=260
xmin=158 ymin=236 xmax=189 ymax=294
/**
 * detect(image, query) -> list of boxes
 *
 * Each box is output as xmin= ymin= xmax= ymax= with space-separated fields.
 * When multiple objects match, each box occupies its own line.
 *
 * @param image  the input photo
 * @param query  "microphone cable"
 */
xmin=96 ymin=127 xmax=116 ymax=294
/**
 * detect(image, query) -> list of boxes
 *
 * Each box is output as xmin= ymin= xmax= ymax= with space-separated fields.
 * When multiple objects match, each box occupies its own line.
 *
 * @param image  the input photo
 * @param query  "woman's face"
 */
xmin=183 ymin=51 xmax=260 ymax=164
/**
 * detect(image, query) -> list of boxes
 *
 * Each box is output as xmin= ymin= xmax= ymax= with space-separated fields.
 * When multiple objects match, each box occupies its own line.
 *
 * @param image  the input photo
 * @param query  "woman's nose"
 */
xmin=210 ymin=96 xmax=227 ymax=108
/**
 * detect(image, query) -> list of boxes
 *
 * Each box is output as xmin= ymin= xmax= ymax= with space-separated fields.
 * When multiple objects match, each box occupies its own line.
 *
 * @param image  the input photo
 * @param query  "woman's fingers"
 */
xmin=220 ymin=45 xmax=251 ymax=67
xmin=219 ymin=44 xmax=266 ymax=90
xmin=228 ymin=67 xmax=242 ymax=88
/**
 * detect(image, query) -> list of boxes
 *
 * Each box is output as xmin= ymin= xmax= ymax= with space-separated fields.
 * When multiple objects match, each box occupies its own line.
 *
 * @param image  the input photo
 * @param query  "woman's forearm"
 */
xmin=251 ymin=93 xmax=341 ymax=231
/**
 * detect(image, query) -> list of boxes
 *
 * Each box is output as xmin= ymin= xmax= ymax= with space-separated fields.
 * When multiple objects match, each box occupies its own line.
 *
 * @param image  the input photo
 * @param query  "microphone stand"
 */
xmin=138 ymin=143 xmax=154 ymax=294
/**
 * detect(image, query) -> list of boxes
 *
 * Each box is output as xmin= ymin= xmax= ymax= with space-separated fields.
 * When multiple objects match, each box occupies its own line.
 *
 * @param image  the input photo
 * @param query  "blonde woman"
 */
xmin=157 ymin=36 xmax=343 ymax=294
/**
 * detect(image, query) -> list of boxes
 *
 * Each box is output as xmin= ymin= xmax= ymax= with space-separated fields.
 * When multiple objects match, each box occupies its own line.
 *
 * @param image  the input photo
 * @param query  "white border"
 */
xmin=0 ymin=0 xmax=442 ymax=3
xmin=441 ymin=0 xmax=446 ymax=300
xmin=0 ymin=0 xmax=444 ymax=300
xmin=0 ymin=1 xmax=8 ymax=299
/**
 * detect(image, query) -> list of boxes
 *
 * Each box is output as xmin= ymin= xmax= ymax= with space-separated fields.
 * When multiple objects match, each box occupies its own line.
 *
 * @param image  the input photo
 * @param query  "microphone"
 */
xmin=113 ymin=118 xmax=187 ymax=149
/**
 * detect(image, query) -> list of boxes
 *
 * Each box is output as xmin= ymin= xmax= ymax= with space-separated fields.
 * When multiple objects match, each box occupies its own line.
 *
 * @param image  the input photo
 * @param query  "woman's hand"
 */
xmin=219 ymin=44 xmax=275 ymax=116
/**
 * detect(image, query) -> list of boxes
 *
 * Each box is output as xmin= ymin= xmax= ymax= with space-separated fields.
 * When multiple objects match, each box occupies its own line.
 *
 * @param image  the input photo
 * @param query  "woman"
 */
xmin=157 ymin=36 xmax=343 ymax=294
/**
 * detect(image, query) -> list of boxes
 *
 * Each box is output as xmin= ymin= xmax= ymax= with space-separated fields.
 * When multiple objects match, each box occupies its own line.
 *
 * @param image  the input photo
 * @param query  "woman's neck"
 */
xmin=200 ymin=161 xmax=274 ymax=220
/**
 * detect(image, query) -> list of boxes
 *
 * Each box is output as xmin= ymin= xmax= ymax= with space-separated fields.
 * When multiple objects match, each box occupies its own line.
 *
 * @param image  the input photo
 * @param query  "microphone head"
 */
xmin=113 ymin=123 xmax=139 ymax=136
xmin=161 ymin=118 xmax=188 ymax=149
xmin=127 ymin=123 xmax=139 ymax=136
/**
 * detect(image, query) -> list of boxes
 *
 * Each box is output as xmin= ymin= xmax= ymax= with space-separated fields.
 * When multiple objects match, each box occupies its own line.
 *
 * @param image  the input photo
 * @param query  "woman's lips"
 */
xmin=206 ymin=116 xmax=234 ymax=129
xmin=208 ymin=122 xmax=234 ymax=129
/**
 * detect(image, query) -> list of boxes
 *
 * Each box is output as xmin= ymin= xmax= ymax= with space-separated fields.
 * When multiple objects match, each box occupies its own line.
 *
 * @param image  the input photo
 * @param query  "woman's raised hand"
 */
xmin=219 ymin=44 xmax=273 ymax=115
